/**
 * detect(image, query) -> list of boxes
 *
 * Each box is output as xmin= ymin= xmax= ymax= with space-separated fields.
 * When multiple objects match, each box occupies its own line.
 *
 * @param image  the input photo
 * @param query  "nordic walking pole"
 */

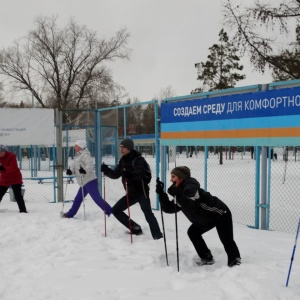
xmin=103 ymin=174 xmax=107 ymax=237
xmin=286 ymin=217 xmax=300 ymax=287
xmin=156 ymin=177 xmax=168 ymax=266
xmin=80 ymin=174 xmax=86 ymax=221
xmin=283 ymin=147 xmax=288 ymax=184
xmin=125 ymin=179 xmax=133 ymax=244
xmin=61 ymin=177 xmax=68 ymax=214
xmin=160 ymin=203 xmax=169 ymax=266
xmin=174 ymin=195 xmax=179 ymax=272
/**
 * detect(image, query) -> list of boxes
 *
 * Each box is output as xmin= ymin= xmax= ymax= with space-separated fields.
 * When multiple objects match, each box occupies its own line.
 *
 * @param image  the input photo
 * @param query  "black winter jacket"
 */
xmin=159 ymin=177 xmax=228 ymax=228
xmin=103 ymin=150 xmax=149 ymax=199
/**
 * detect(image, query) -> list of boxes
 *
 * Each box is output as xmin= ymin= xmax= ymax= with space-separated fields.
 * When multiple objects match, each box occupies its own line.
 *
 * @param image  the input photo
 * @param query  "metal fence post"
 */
xmin=55 ymin=109 xmax=63 ymax=203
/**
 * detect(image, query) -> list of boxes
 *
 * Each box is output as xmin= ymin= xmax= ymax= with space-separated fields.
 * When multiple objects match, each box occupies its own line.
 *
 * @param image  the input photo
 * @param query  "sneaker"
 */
xmin=153 ymin=233 xmax=163 ymax=240
xmin=195 ymin=257 xmax=215 ymax=266
xmin=228 ymin=257 xmax=241 ymax=267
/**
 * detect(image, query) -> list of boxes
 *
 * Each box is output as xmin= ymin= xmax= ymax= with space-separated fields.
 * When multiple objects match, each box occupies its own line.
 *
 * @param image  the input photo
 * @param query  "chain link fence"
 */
xmin=2 ymin=86 xmax=300 ymax=234
xmin=164 ymin=146 xmax=256 ymax=227
xmin=269 ymin=146 xmax=300 ymax=233
xmin=96 ymin=102 xmax=159 ymax=209
xmin=162 ymin=146 xmax=300 ymax=234
xmin=0 ymin=146 xmax=58 ymax=205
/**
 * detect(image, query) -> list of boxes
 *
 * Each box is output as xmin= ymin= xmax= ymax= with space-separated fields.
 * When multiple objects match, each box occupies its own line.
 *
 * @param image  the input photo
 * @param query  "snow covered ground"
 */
xmin=1 ymin=198 xmax=300 ymax=300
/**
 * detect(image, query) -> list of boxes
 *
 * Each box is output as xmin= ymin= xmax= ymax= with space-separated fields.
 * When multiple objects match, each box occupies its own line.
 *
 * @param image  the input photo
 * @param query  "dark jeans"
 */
xmin=0 ymin=184 xmax=27 ymax=213
xmin=112 ymin=193 xmax=162 ymax=238
xmin=187 ymin=209 xmax=240 ymax=265
xmin=66 ymin=179 xmax=112 ymax=218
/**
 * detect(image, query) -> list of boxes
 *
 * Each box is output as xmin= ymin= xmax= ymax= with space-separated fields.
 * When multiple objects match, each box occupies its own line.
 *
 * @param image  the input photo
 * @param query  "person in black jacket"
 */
xmin=156 ymin=166 xmax=241 ymax=267
xmin=101 ymin=138 xmax=163 ymax=240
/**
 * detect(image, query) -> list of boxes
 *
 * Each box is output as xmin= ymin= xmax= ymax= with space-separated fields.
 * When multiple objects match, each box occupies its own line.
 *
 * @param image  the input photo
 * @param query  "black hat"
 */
xmin=120 ymin=138 xmax=134 ymax=151
xmin=171 ymin=166 xmax=191 ymax=180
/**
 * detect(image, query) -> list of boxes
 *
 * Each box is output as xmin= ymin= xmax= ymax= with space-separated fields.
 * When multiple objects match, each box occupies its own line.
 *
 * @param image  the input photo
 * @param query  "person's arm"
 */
xmin=102 ymin=162 xmax=122 ymax=179
xmin=156 ymin=179 xmax=181 ymax=213
xmin=174 ymin=185 xmax=199 ymax=210
xmin=158 ymin=192 xmax=181 ymax=214
xmin=66 ymin=160 xmax=74 ymax=175
xmin=80 ymin=152 xmax=94 ymax=174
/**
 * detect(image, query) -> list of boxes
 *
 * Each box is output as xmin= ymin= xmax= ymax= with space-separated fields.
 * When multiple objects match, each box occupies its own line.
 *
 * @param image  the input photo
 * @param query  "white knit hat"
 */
xmin=75 ymin=140 xmax=87 ymax=149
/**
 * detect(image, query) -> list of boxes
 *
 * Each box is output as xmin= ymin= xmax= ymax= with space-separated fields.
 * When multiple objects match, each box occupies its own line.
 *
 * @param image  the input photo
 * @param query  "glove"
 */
xmin=121 ymin=169 xmax=133 ymax=179
xmin=0 ymin=165 xmax=5 ymax=172
xmin=167 ymin=183 xmax=177 ymax=196
xmin=156 ymin=178 xmax=164 ymax=195
xmin=79 ymin=166 xmax=86 ymax=174
xmin=66 ymin=167 xmax=72 ymax=175
xmin=101 ymin=163 xmax=109 ymax=173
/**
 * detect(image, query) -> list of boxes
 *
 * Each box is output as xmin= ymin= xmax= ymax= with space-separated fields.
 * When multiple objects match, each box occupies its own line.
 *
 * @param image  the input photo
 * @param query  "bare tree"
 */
xmin=154 ymin=85 xmax=177 ymax=102
xmin=222 ymin=0 xmax=300 ymax=78
xmin=0 ymin=82 xmax=4 ymax=106
xmin=272 ymin=24 xmax=300 ymax=80
xmin=125 ymin=97 xmax=143 ymax=134
xmin=0 ymin=16 xmax=131 ymax=109
xmin=142 ymin=103 xmax=156 ymax=134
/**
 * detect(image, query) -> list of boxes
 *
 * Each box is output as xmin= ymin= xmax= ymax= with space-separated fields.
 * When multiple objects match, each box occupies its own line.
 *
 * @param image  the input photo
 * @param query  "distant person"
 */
xmin=188 ymin=146 xmax=195 ymax=157
xmin=101 ymin=138 xmax=163 ymax=240
xmin=250 ymin=146 xmax=254 ymax=159
xmin=61 ymin=140 xmax=112 ymax=218
xmin=0 ymin=145 xmax=27 ymax=213
xmin=156 ymin=166 xmax=241 ymax=267
xmin=271 ymin=147 xmax=277 ymax=161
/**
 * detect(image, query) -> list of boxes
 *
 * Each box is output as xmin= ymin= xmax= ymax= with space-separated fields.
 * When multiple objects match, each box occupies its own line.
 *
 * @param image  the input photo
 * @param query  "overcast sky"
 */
xmin=0 ymin=0 xmax=273 ymax=103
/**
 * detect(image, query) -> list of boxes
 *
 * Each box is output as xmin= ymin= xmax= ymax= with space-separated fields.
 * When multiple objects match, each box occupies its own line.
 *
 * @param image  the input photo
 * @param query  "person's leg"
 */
xmin=0 ymin=186 xmax=8 ymax=203
xmin=85 ymin=179 xmax=112 ymax=216
xmin=11 ymin=184 xmax=27 ymax=213
xmin=138 ymin=194 xmax=162 ymax=239
xmin=187 ymin=224 xmax=213 ymax=260
xmin=111 ymin=195 xmax=141 ymax=233
xmin=65 ymin=186 xmax=88 ymax=218
xmin=215 ymin=210 xmax=241 ymax=266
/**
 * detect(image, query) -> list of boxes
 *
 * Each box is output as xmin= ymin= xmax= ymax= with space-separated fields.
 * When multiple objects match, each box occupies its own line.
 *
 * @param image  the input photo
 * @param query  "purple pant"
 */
xmin=66 ymin=179 xmax=111 ymax=218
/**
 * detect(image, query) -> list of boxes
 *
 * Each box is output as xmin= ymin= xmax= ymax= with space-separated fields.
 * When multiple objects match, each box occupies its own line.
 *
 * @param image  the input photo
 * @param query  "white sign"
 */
xmin=0 ymin=108 xmax=55 ymax=145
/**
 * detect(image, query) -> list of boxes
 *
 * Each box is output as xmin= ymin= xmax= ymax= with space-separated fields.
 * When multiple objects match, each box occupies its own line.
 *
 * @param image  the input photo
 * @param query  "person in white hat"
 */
xmin=61 ymin=140 xmax=112 ymax=218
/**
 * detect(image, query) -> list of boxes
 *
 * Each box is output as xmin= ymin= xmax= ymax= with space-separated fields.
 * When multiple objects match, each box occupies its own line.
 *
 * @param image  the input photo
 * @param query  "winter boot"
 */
xmin=228 ymin=257 xmax=241 ymax=267
xmin=130 ymin=225 xmax=143 ymax=235
xmin=195 ymin=252 xmax=215 ymax=266
xmin=153 ymin=232 xmax=163 ymax=240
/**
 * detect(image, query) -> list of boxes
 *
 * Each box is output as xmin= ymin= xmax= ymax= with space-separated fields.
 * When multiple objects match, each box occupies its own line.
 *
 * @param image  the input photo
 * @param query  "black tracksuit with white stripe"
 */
xmin=159 ymin=177 xmax=241 ymax=265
